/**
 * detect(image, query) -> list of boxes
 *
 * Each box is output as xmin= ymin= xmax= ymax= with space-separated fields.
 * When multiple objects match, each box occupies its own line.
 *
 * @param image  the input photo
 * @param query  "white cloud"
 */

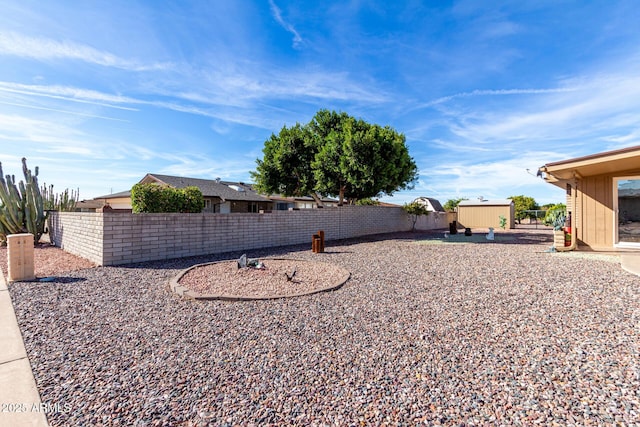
xmin=0 ymin=100 xmax=129 ymax=122
xmin=0 ymin=82 xmax=139 ymax=111
xmin=269 ymin=0 xmax=303 ymax=48
xmin=451 ymin=73 xmax=640 ymax=146
xmin=0 ymin=31 xmax=171 ymax=71
xmin=409 ymin=150 xmax=567 ymax=205
xmin=417 ymin=87 xmax=580 ymax=110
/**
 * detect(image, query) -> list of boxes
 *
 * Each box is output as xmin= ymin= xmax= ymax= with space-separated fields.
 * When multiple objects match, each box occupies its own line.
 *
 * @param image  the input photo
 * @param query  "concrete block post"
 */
xmin=7 ymin=233 xmax=35 ymax=282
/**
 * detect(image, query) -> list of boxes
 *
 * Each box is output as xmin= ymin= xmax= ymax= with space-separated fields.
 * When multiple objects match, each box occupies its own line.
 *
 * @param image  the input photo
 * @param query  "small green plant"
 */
xmin=543 ymin=204 xmax=567 ymax=230
xmin=499 ymin=215 xmax=507 ymax=230
xmin=552 ymin=212 xmax=567 ymax=231
xmin=403 ymin=201 xmax=430 ymax=231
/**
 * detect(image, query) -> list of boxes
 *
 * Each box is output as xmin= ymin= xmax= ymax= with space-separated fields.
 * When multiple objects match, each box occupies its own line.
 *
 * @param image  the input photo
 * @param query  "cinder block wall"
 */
xmin=48 ymin=212 xmax=104 ymax=265
xmin=49 ymin=206 xmax=448 ymax=266
xmin=414 ymin=212 xmax=450 ymax=230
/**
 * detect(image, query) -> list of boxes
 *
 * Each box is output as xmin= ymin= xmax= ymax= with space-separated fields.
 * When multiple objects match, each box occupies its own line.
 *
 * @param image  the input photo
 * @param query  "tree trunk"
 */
xmin=310 ymin=192 xmax=324 ymax=208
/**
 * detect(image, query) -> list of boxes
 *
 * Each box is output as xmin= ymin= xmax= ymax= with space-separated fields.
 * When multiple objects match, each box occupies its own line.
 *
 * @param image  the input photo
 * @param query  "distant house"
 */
xmin=74 ymin=199 xmax=108 ymax=212
xmin=538 ymin=145 xmax=640 ymax=250
xmin=412 ymin=197 xmax=445 ymax=212
xmin=138 ymin=174 xmax=273 ymax=213
xmin=91 ymin=174 xmax=273 ymax=213
xmin=93 ymin=190 xmax=134 ymax=211
xmin=457 ymin=198 xmax=515 ymax=229
xmin=89 ymin=174 xmax=346 ymax=213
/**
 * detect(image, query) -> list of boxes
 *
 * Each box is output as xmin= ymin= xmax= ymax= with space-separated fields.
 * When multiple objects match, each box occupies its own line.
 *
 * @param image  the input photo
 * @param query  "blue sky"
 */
xmin=1 ymin=1 xmax=639 ymax=206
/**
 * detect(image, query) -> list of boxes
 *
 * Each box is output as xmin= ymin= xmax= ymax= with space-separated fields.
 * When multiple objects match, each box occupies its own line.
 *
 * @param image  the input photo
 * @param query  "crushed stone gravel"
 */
xmin=7 ymin=229 xmax=640 ymax=426
xmin=177 ymin=258 xmax=350 ymax=299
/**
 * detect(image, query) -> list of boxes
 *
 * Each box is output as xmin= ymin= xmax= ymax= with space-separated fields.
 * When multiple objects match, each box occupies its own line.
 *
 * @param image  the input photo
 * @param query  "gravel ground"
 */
xmin=178 ymin=259 xmax=350 ymax=299
xmin=0 ymin=241 xmax=96 ymax=279
xmin=7 ymin=229 xmax=640 ymax=426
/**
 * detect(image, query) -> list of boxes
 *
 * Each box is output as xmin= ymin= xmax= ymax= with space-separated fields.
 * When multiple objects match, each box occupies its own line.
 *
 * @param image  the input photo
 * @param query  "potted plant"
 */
xmin=551 ymin=212 xmax=567 ymax=248
xmin=542 ymin=205 xmax=567 ymax=248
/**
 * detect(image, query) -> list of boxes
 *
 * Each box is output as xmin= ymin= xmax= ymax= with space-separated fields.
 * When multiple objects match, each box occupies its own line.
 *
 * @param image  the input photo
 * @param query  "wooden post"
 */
xmin=318 ymin=230 xmax=325 ymax=253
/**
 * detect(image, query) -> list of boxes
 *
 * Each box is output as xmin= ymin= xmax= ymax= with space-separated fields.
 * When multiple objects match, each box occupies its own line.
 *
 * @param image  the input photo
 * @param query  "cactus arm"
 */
xmin=0 ymin=174 xmax=23 ymax=232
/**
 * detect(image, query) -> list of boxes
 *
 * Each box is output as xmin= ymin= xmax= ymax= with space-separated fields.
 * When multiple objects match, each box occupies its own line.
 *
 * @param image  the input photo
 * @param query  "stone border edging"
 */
xmin=168 ymin=258 xmax=350 ymax=301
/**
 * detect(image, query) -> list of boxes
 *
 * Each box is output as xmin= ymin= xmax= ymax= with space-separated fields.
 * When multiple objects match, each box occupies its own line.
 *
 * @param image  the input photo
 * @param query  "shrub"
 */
xmin=355 ymin=198 xmax=380 ymax=206
xmin=131 ymin=183 xmax=204 ymax=213
xmin=181 ymin=186 xmax=205 ymax=212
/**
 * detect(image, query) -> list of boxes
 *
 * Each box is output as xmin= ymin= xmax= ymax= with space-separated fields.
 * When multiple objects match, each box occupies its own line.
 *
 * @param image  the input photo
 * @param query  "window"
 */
xmin=615 ymin=177 xmax=640 ymax=245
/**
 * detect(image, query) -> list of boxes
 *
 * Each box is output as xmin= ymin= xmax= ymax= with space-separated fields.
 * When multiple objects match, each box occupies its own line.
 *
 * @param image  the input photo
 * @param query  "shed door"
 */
xmin=615 ymin=177 xmax=640 ymax=246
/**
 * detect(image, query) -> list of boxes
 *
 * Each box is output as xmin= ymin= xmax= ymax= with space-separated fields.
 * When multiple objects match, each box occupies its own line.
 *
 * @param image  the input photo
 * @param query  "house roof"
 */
xmin=93 ymin=190 xmax=132 ymax=199
xmin=458 ymin=199 xmax=513 ymax=207
xmin=539 ymin=145 xmax=640 ymax=187
xmin=75 ymin=199 xmax=105 ymax=209
xmin=141 ymin=174 xmax=271 ymax=203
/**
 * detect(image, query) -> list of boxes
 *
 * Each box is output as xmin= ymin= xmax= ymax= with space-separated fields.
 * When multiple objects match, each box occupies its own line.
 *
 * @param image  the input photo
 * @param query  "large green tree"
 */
xmin=252 ymin=110 xmax=418 ymax=205
xmin=252 ymin=123 xmax=321 ymax=204
xmin=508 ymin=195 xmax=539 ymax=223
xmin=443 ymin=197 xmax=468 ymax=212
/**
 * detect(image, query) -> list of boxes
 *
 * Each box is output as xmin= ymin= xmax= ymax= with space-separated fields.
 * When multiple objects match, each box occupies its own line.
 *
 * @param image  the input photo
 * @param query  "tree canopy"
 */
xmin=443 ymin=197 xmax=468 ymax=212
xmin=251 ymin=109 xmax=418 ymax=205
xmin=508 ymin=195 xmax=539 ymax=223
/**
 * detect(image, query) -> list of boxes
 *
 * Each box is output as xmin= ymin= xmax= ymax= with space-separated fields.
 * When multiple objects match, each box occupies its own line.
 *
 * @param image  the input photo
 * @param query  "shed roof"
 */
xmin=414 ymin=197 xmax=445 ymax=212
xmin=458 ymin=199 xmax=513 ymax=207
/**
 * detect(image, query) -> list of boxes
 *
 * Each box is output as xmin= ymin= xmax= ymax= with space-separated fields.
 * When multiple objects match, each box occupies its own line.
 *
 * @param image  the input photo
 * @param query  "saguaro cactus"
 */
xmin=0 ymin=158 xmax=48 ymax=244
xmin=42 ymin=183 xmax=78 ymax=212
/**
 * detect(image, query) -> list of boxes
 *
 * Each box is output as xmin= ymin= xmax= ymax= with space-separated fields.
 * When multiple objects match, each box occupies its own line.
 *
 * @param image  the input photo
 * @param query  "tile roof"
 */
xmin=143 ymin=174 xmax=271 ymax=202
xmin=93 ymin=189 xmax=132 ymax=199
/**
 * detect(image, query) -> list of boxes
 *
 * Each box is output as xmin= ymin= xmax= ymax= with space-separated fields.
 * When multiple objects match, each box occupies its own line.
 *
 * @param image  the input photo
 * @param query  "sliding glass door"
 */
xmin=615 ymin=177 xmax=640 ymax=245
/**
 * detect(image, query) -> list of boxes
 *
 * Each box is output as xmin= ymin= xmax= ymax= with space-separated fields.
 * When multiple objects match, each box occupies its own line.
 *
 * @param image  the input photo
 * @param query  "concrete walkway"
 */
xmin=621 ymin=253 xmax=640 ymax=277
xmin=0 ymin=272 xmax=49 ymax=426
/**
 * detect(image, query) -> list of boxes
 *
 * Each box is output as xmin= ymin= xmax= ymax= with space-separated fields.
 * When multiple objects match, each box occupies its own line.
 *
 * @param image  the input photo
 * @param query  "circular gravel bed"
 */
xmin=172 ymin=258 xmax=350 ymax=300
xmin=7 ymin=230 xmax=640 ymax=426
